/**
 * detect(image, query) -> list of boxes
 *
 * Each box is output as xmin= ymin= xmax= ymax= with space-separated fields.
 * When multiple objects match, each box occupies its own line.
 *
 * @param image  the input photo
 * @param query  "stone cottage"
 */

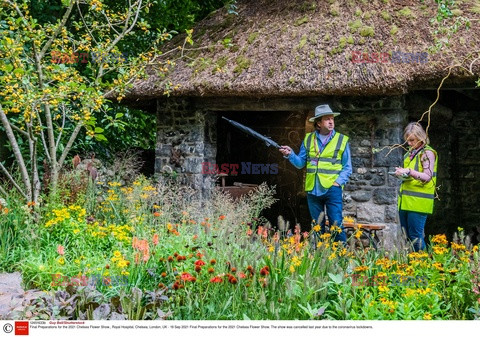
xmin=118 ymin=0 xmax=480 ymax=242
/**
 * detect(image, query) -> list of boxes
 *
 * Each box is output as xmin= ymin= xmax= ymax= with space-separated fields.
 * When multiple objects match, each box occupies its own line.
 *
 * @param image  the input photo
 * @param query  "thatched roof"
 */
xmin=122 ymin=0 xmax=480 ymax=101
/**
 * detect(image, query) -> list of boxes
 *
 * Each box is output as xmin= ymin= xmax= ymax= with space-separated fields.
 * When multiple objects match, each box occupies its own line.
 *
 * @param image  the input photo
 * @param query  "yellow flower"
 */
xmin=328 ymin=252 xmax=336 ymax=260
xmin=431 ymin=234 xmax=448 ymax=245
xmin=378 ymin=286 xmax=389 ymax=292
xmin=113 ymin=250 xmax=122 ymax=258
xmin=354 ymin=265 xmax=369 ymax=272
xmin=313 ymin=225 xmax=321 ymax=232
xmin=433 ymin=246 xmax=448 ymax=255
xmin=451 ymin=243 xmax=466 ymax=251
xmin=73 ymin=229 xmax=80 ymax=234
xmin=289 ymin=265 xmax=295 ymax=273
xmin=117 ymin=260 xmax=128 ymax=268
xmin=58 ymin=257 xmax=65 ymax=265
xmin=354 ymin=230 xmax=363 ymax=239
xmin=423 ymin=313 xmax=432 ymax=320
xmin=39 ymin=265 xmax=45 ymax=271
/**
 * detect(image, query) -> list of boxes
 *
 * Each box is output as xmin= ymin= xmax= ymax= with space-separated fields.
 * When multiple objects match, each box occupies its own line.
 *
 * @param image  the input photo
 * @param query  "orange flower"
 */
xmin=27 ymin=201 xmax=36 ymax=207
xmin=57 ymin=245 xmax=65 ymax=256
xmin=238 ymin=272 xmax=246 ymax=279
xmin=229 ymin=276 xmax=238 ymax=284
xmin=210 ymin=276 xmax=223 ymax=283
xmin=219 ymin=215 xmax=226 ymax=220
xmin=181 ymin=272 xmax=196 ymax=282
xmin=231 ymin=267 xmax=237 ymax=273
xmin=153 ymin=212 xmax=161 ymax=217
xmin=210 ymin=259 xmax=216 ymax=265
xmin=167 ymin=256 xmax=174 ymax=262
xmin=152 ymin=233 xmax=159 ymax=245
xmin=161 ymin=272 xmax=167 ymax=277
xmin=196 ymin=252 xmax=204 ymax=258
xmin=208 ymin=267 xmax=215 ymax=274
xmin=246 ymin=229 xmax=253 ymax=236
xmin=195 ymin=265 xmax=202 ymax=273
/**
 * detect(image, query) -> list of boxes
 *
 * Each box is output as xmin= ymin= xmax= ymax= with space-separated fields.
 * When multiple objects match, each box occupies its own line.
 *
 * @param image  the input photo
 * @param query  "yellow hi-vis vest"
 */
xmin=398 ymin=145 xmax=437 ymax=214
xmin=304 ymin=131 xmax=349 ymax=191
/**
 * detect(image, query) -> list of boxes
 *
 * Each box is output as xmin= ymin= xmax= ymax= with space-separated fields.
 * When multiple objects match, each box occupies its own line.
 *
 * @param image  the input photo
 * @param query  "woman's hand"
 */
xmin=395 ymin=167 xmax=410 ymax=176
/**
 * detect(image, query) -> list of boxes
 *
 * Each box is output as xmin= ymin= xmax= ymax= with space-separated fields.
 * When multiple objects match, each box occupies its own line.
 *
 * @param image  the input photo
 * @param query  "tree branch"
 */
xmin=34 ymin=107 xmax=52 ymax=163
xmin=39 ymin=1 xmax=76 ymax=60
xmin=57 ymin=122 xmax=83 ymax=169
xmin=0 ymin=105 xmax=31 ymax=200
xmin=0 ymin=162 xmax=27 ymax=200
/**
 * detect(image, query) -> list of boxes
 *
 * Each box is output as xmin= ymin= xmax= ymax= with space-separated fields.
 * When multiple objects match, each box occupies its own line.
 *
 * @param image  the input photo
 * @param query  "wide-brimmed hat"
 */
xmin=308 ymin=104 xmax=340 ymax=122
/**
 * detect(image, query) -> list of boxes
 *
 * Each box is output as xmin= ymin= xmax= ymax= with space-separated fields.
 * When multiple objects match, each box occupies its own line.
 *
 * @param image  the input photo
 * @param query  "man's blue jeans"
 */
xmin=307 ymin=186 xmax=346 ymax=243
xmin=399 ymin=209 xmax=427 ymax=251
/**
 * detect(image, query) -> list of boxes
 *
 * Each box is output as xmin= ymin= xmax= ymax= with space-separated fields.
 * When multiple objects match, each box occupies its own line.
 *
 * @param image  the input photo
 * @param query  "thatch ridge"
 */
xmin=123 ymin=0 xmax=480 ymax=101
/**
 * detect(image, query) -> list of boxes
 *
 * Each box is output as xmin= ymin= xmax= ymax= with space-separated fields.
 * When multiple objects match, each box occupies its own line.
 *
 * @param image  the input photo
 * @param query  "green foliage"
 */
xmin=359 ymin=26 xmax=375 ymax=37
xmin=2 ymin=175 xmax=480 ymax=320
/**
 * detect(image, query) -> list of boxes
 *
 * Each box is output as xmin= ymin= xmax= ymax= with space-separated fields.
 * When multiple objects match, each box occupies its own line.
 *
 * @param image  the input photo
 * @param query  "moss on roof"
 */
xmin=123 ymin=0 xmax=480 ymax=100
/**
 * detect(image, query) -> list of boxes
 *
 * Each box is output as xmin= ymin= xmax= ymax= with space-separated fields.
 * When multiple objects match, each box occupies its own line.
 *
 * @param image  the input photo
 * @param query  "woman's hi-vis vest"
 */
xmin=304 ymin=131 xmax=349 ymax=191
xmin=398 ymin=145 xmax=438 ymax=214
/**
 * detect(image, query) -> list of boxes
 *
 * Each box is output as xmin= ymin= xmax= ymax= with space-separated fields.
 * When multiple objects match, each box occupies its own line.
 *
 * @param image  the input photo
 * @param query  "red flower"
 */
xmin=238 ymin=272 xmax=246 ymax=279
xmin=152 ymin=233 xmax=159 ymax=245
xmin=181 ymin=272 xmax=195 ymax=282
xmin=219 ymin=215 xmax=226 ymax=220
xmin=174 ymin=252 xmax=179 ymax=257
xmin=194 ymin=260 xmax=206 ymax=266
xmin=195 ymin=265 xmax=202 ymax=273
xmin=210 ymin=276 xmax=223 ymax=283
xmin=260 ymin=266 xmax=269 ymax=276
xmin=229 ymin=276 xmax=238 ymax=284
xmin=167 ymin=256 xmax=174 ymax=262
xmin=173 ymin=281 xmax=180 ymax=290
xmin=196 ymin=252 xmax=204 ymax=258
xmin=231 ymin=267 xmax=237 ymax=273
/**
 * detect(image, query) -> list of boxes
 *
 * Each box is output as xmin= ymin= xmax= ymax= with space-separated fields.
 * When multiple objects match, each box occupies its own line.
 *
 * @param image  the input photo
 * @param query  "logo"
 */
xmin=14 ymin=322 xmax=28 ymax=336
xmin=3 ymin=324 xmax=13 ymax=333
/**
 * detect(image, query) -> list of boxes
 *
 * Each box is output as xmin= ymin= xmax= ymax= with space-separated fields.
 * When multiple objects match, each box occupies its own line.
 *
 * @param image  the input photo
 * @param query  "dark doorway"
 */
xmin=216 ymin=111 xmax=312 ymax=231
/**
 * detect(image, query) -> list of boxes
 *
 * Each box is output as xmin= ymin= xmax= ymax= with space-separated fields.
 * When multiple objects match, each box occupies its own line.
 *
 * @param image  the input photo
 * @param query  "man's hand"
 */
xmin=332 ymin=182 xmax=340 ymax=187
xmin=279 ymin=145 xmax=292 ymax=157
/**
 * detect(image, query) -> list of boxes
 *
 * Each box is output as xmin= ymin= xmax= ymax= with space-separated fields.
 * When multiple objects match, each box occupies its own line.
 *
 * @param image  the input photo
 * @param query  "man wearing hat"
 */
xmin=279 ymin=104 xmax=352 ymax=242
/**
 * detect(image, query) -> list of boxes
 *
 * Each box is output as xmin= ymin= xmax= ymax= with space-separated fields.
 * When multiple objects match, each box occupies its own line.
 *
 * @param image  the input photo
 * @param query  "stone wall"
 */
xmin=155 ymin=99 xmax=216 ymax=197
xmin=331 ymin=97 xmax=405 ymax=230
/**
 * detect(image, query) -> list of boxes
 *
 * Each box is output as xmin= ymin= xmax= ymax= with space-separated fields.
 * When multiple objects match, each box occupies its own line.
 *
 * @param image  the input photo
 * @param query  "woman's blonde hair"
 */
xmin=404 ymin=122 xmax=429 ymax=145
